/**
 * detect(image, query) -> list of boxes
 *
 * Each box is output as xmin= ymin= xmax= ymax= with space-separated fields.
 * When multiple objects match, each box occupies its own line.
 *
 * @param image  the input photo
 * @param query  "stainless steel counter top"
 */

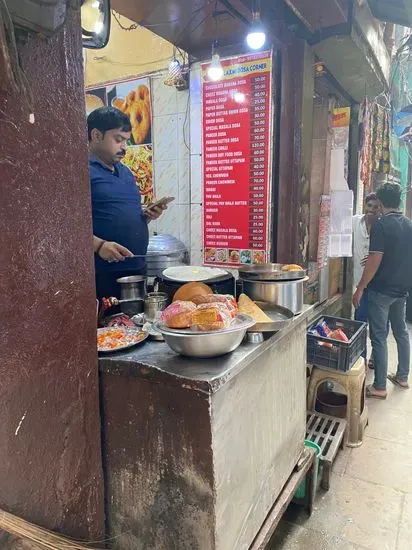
xmin=99 ymin=304 xmax=315 ymax=393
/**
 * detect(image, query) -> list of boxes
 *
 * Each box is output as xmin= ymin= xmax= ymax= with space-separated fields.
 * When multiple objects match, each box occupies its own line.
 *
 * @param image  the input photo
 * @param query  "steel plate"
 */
xmin=247 ymin=302 xmax=294 ymax=333
xmin=97 ymin=327 xmax=149 ymax=354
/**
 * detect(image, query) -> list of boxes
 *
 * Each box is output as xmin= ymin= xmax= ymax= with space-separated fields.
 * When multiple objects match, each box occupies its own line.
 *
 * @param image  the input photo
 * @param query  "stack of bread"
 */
xmin=160 ymin=293 xmax=238 ymax=332
xmin=160 ymin=281 xmax=277 ymax=332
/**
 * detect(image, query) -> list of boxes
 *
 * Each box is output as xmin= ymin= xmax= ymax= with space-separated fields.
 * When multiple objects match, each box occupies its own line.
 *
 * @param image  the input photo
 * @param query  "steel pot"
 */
xmin=241 ymin=277 xmax=308 ymax=314
xmin=146 ymin=234 xmax=187 ymax=277
xmin=144 ymin=293 xmax=168 ymax=322
xmin=119 ymin=299 xmax=144 ymax=316
xmin=116 ymin=275 xmax=147 ymax=301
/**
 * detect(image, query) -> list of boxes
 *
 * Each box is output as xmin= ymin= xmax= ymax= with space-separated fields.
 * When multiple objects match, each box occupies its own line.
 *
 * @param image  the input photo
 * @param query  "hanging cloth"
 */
xmin=359 ymin=99 xmax=372 ymax=189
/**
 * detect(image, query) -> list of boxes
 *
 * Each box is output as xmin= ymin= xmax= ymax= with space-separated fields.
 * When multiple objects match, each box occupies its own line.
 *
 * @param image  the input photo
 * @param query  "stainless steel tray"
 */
xmin=238 ymin=263 xmax=306 ymax=281
xmin=247 ymin=302 xmax=294 ymax=333
xmin=155 ymin=313 xmax=255 ymax=336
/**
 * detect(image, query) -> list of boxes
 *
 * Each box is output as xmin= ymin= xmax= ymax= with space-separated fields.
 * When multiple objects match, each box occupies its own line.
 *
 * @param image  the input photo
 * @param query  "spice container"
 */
xmin=144 ymin=293 xmax=168 ymax=322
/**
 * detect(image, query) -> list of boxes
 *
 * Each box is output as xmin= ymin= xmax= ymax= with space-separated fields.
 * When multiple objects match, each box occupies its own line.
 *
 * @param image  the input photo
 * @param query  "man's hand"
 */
xmin=98 ymin=241 xmax=133 ymax=263
xmin=144 ymin=204 xmax=168 ymax=221
xmin=352 ymin=286 xmax=364 ymax=309
xmin=361 ymin=255 xmax=368 ymax=267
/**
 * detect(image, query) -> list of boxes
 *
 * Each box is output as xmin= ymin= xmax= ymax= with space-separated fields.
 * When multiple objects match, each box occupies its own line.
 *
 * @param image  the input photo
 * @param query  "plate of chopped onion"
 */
xmin=97 ymin=327 xmax=148 ymax=354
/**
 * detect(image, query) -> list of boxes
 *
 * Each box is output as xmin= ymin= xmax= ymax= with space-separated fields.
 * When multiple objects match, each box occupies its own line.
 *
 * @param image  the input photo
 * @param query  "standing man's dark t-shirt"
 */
xmin=369 ymin=212 xmax=412 ymax=297
xmin=90 ymin=155 xmax=149 ymax=298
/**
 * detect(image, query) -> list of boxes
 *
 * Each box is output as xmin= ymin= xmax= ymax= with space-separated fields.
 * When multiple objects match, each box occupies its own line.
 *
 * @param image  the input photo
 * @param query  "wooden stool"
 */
xmin=307 ymin=357 xmax=368 ymax=448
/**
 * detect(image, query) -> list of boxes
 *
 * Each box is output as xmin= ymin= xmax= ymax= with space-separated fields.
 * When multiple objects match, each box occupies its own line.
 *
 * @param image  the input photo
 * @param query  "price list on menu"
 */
xmin=201 ymin=52 xmax=272 ymax=266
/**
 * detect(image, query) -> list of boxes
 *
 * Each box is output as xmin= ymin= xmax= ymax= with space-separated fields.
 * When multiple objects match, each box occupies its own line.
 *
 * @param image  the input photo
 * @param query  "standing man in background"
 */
xmin=352 ymin=193 xmax=380 ymax=366
xmin=353 ymin=183 xmax=412 ymax=399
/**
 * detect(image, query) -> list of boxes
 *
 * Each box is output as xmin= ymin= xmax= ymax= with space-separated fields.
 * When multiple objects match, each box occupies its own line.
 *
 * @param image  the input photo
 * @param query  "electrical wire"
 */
xmin=182 ymin=86 xmax=190 ymax=150
xmin=112 ymin=6 xmax=206 ymax=32
xmin=91 ymin=55 xmax=175 ymax=67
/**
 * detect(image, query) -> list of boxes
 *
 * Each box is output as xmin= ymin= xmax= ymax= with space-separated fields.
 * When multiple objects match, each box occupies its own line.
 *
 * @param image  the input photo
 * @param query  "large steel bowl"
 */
xmin=155 ymin=314 xmax=255 ymax=358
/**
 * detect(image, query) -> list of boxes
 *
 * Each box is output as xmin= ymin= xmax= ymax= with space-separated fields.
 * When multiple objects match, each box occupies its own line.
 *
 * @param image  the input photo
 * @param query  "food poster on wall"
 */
xmin=332 ymin=107 xmax=350 ymax=149
xmin=201 ymin=51 xmax=272 ymax=267
xmin=86 ymin=77 xmax=154 ymax=205
xmin=332 ymin=107 xmax=351 ymax=182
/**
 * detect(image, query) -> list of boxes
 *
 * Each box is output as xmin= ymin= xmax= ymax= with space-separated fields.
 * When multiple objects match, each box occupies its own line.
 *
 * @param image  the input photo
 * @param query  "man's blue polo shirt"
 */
xmin=90 ymin=155 xmax=148 ymax=275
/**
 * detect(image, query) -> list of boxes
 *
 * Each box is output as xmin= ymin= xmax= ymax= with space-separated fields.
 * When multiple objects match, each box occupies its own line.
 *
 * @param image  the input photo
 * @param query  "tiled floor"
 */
xmin=270 ymin=329 xmax=412 ymax=550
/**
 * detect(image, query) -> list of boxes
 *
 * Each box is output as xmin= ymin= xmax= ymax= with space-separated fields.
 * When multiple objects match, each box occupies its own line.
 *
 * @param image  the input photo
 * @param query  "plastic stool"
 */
xmin=307 ymin=357 xmax=368 ymax=448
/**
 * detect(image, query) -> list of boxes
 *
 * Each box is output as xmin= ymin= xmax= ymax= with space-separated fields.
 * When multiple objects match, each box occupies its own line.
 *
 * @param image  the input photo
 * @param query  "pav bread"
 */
xmin=173 ymin=282 xmax=213 ymax=302
xmin=281 ymin=264 xmax=303 ymax=272
xmin=191 ymin=303 xmax=232 ymax=332
xmin=160 ymin=301 xmax=196 ymax=329
xmin=191 ymin=294 xmax=238 ymax=318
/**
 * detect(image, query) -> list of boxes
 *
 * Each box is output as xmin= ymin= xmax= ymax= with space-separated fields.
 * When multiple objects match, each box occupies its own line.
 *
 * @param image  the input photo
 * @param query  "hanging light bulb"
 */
xmin=168 ymin=58 xmax=182 ymax=79
xmin=233 ymin=91 xmax=246 ymax=103
xmin=246 ymin=8 xmax=266 ymax=50
xmin=207 ymin=53 xmax=224 ymax=81
xmin=94 ymin=19 xmax=104 ymax=34
xmin=207 ymin=11 xmax=224 ymax=82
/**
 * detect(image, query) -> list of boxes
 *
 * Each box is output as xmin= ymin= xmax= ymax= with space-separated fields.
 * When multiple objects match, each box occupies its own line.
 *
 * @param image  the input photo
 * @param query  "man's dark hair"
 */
xmin=365 ymin=193 xmax=377 ymax=203
xmin=376 ymin=183 xmax=402 ymax=209
xmin=87 ymin=107 xmax=131 ymax=140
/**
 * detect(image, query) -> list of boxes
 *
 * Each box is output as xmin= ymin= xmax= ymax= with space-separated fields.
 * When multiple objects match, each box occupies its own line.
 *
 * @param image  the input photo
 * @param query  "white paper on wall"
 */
xmin=328 ymin=190 xmax=354 ymax=257
xmin=330 ymin=149 xmax=349 ymax=192
xmin=317 ymin=195 xmax=331 ymax=269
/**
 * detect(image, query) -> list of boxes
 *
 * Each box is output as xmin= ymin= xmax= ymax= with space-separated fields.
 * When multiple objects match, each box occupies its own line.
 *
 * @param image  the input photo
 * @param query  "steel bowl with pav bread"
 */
xmin=155 ymin=292 xmax=254 ymax=357
xmin=155 ymin=286 xmax=290 ymax=357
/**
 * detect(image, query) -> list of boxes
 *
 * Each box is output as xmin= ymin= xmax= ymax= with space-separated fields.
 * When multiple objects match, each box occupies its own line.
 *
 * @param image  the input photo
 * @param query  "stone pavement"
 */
xmin=270 ymin=329 xmax=412 ymax=550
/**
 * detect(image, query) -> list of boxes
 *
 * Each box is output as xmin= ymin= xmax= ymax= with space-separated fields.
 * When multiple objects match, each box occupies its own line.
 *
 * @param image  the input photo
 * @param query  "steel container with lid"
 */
xmin=238 ymin=264 xmax=308 ymax=314
xmin=146 ymin=234 xmax=187 ymax=277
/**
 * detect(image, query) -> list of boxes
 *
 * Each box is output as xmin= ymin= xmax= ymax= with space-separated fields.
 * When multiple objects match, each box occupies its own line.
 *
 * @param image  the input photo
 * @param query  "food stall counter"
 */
xmin=99 ymin=305 xmax=314 ymax=550
xmin=100 ymin=305 xmax=313 ymax=391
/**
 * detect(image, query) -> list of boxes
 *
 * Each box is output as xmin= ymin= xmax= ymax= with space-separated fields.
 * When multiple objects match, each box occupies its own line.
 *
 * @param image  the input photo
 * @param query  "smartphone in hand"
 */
xmin=145 ymin=196 xmax=175 ymax=212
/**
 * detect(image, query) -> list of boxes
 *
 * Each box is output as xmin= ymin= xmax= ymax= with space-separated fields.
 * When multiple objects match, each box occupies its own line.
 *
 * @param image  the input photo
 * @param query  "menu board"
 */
xmin=85 ymin=76 xmax=154 ymax=205
xmin=201 ymin=52 xmax=272 ymax=266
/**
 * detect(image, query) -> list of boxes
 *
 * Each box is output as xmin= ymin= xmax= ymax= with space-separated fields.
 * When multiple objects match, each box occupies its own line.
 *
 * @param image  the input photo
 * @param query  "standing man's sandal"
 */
xmin=387 ymin=373 xmax=409 ymax=389
xmin=366 ymin=385 xmax=387 ymax=399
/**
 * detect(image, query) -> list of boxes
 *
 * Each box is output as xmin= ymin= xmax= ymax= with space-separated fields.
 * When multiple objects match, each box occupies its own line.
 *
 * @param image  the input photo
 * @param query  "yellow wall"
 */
xmin=84 ymin=13 xmax=175 ymax=87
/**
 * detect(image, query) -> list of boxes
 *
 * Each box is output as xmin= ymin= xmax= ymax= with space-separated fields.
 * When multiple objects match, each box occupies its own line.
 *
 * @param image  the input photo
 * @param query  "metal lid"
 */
xmin=116 ymin=275 xmax=146 ymax=284
xmin=147 ymin=233 xmax=186 ymax=257
xmin=238 ymin=263 xmax=306 ymax=281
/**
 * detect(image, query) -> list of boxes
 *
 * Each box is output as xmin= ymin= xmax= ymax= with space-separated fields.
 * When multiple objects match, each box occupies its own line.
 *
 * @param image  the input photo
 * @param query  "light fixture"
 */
xmin=94 ymin=20 xmax=104 ymax=34
xmin=246 ymin=1 xmax=266 ymax=50
xmin=233 ymin=91 xmax=246 ymax=103
xmin=207 ymin=7 xmax=224 ymax=82
xmin=207 ymin=53 xmax=224 ymax=81
xmin=81 ymin=0 xmax=111 ymax=49
xmin=168 ymin=58 xmax=182 ymax=79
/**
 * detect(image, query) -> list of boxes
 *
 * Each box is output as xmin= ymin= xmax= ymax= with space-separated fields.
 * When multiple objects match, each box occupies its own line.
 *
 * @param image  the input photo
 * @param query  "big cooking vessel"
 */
xmin=238 ymin=264 xmax=307 ymax=314
xmin=146 ymin=234 xmax=187 ymax=277
xmin=241 ymin=278 xmax=308 ymax=314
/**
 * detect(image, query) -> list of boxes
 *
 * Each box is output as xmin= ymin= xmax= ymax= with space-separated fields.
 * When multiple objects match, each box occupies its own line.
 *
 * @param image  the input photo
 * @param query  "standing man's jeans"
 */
xmin=368 ymin=289 xmax=410 ymax=390
xmin=355 ymin=289 xmax=369 ymax=359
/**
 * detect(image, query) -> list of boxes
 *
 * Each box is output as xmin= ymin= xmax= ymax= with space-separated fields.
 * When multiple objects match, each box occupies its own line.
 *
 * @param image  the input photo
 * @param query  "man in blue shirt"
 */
xmin=88 ymin=107 xmax=165 ymax=299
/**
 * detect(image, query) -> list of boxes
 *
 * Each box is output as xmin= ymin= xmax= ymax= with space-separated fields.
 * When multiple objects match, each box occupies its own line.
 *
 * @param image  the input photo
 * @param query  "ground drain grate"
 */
xmin=306 ymin=411 xmax=347 ymax=490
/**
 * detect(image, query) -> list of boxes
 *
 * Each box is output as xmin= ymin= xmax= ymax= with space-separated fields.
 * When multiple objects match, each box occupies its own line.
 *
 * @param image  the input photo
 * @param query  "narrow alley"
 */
xmin=272 ymin=329 xmax=412 ymax=550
